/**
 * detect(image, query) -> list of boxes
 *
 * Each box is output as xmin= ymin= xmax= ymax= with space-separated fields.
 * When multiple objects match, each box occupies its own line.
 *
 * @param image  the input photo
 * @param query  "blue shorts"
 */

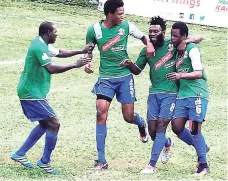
xmin=173 ymin=97 xmax=208 ymax=122
xmin=20 ymin=99 xmax=56 ymax=122
xmin=92 ymin=74 xmax=136 ymax=104
xmin=147 ymin=93 xmax=177 ymax=121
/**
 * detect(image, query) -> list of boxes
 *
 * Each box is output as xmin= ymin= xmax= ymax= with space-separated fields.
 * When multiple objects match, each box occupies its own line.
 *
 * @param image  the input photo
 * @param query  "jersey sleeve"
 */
xmin=189 ymin=47 xmax=203 ymax=71
xmin=48 ymin=44 xmax=59 ymax=57
xmin=135 ymin=48 xmax=147 ymax=70
xmin=34 ymin=46 xmax=52 ymax=66
xmin=86 ymin=25 xmax=97 ymax=45
xmin=128 ymin=22 xmax=144 ymax=40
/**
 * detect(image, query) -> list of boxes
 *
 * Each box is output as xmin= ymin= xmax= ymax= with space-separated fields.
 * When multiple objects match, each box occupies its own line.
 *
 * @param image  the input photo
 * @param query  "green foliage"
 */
xmin=16 ymin=0 xmax=98 ymax=7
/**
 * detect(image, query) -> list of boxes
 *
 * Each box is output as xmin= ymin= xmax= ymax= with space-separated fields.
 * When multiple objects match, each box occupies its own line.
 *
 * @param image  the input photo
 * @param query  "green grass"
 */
xmin=0 ymin=1 xmax=227 ymax=180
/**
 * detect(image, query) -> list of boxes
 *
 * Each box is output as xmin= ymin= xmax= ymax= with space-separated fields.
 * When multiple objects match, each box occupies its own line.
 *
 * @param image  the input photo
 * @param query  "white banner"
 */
xmin=98 ymin=0 xmax=228 ymax=28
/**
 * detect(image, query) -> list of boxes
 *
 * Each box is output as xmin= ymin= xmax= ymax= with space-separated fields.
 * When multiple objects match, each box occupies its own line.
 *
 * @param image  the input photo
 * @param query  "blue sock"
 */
xmin=96 ymin=124 xmax=107 ymax=163
xmin=16 ymin=124 xmax=46 ymax=156
xmin=164 ymin=137 xmax=171 ymax=147
xmin=134 ymin=113 xmax=144 ymax=127
xmin=193 ymin=132 xmax=207 ymax=163
xmin=178 ymin=128 xmax=194 ymax=146
xmin=150 ymin=132 xmax=167 ymax=167
xmin=41 ymin=130 xmax=58 ymax=164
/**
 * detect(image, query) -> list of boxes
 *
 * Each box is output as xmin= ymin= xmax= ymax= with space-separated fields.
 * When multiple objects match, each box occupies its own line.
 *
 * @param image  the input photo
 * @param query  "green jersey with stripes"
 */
xmin=176 ymin=43 xmax=209 ymax=99
xmin=135 ymin=38 xmax=178 ymax=93
xmin=86 ymin=20 xmax=144 ymax=78
xmin=17 ymin=36 xmax=52 ymax=99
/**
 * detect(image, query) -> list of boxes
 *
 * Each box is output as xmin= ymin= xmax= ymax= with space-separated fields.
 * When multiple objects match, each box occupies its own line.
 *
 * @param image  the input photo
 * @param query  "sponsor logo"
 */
xmin=111 ymin=45 xmax=124 ymax=52
xmin=189 ymin=13 xmax=195 ymax=20
xmin=184 ymin=51 xmax=188 ymax=58
xmin=165 ymin=60 xmax=176 ymax=68
xmin=215 ymin=0 xmax=228 ymax=12
xmin=42 ymin=53 xmax=50 ymax=60
xmin=118 ymin=28 xmax=125 ymax=36
xmin=200 ymin=16 xmax=205 ymax=21
xmin=102 ymin=35 xmax=121 ymax=51
xmin=154 ymin=52 xmax=173 ymax=70
xmin=179 ymin=12 xmax=184 ymax=19
xmin=178 ymin=68 xmax=189 ymax=73
xmin=168 ymin=43 xmax=174 ymax=51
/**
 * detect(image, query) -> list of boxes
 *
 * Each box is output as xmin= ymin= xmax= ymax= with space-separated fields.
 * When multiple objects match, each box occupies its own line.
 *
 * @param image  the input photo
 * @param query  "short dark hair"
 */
xmin=172 ymin=21 xmax=189 ymax=37
xmin=39 ymin=21 xmax=54 ymax=36
xmin=104 ymin=0 xmax=124 ymax=16
xmin=149 ymin=16 xmax=167 ymax=31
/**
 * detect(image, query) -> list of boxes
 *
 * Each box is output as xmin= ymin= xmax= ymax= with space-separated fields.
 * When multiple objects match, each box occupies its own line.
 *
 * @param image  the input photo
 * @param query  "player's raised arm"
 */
xmin=129 ymin=22 xmax=155 ymax=58
xmin=177 ymin=35 xmax=203 ymax=57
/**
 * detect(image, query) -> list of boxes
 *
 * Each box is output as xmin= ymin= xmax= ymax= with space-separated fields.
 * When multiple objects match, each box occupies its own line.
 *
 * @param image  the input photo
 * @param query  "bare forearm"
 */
xmin=45 ymin=63 xmax=76 ymax=74
xmin=57 ymin=49 xmax=84 ymax=58
xmin=127 ymin=63 xmax=141 ymax=75
xmin=179 ymin=71 xmax=202 ymax=79
xmin=186 ymin=35 xmax=203 ymax=44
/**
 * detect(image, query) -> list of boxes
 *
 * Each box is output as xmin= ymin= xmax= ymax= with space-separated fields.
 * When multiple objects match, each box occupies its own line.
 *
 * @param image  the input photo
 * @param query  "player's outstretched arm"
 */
xmin=57 ymin=43 xmax=94 ymax=58
xmin=177 ymin=35 xmax=203 ymax=57
xmin=44 ymin=57 xmax=91 ymax=74
xmin=119 ymin=59 xmax=141 ymax=75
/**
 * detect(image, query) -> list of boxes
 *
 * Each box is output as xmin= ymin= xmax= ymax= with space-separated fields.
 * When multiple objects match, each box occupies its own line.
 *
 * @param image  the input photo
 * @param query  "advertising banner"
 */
xmin=98 ymin=0 xmax=228 ymax=28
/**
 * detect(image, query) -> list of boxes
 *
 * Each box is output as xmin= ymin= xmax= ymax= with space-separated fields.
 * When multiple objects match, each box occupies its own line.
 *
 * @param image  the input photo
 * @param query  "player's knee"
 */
xmin=123 ymin=114 xmax=134 ymax=123
xmin=171 ymin=121 xmax=183 ymax=135
xmin=157 ymin=118 xmax=170 ymax=132
xmin=47 ymin=118 xmax=60 ymax=132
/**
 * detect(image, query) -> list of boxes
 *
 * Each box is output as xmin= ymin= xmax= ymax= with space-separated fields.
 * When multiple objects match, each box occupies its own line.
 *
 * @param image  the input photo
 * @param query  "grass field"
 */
xmin=0 ymin=1 xmax=227 ymax=180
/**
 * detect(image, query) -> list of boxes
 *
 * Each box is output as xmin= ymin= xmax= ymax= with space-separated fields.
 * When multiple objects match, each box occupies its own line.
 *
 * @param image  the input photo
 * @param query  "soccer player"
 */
xmin=166 ymin=21 xmax=210 ymax=175
xmin=85 ymin=0 xmax=155 ymax=169
xmin=10 ymin=21 xmax=92 ymax=174
xmin=120 ymin=16 xmax=203 ymax=174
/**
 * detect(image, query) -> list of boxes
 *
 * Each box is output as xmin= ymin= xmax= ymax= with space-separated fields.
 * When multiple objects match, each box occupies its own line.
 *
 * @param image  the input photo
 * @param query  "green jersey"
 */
xmin=135 ymin=38 xmax=178 ymax=93
xmin=86 ymin=20 xmax=144 ymax=78
xmin=176 ymin=43 xmax=209 ymax=99
xmin=17 ymin=36 xmax=52 ymax=99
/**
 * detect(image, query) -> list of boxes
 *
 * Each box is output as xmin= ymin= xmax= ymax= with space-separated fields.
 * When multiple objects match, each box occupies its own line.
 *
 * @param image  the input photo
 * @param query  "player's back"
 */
xmin=17 ymin=37 xmax=51 ymax=99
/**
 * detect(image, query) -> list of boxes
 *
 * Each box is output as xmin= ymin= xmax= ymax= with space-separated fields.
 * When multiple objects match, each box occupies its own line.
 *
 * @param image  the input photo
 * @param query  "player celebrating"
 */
xmin=11 ymin=21 xmax=92 ymax=174
xmin=85 ymin=0 xmax=154 ymax=170
xmin=120 ymin=16 xmax=203 ymax=174
xmin=167 ymin=21 xmax=210 ymax=175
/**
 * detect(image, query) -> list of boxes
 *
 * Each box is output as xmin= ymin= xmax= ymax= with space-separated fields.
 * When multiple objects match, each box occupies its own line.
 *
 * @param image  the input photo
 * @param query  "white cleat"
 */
xmin=161 ymin=138 xmax=174 ymax=164
xmin=140 ymin=164 xmax=156 ymax=174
